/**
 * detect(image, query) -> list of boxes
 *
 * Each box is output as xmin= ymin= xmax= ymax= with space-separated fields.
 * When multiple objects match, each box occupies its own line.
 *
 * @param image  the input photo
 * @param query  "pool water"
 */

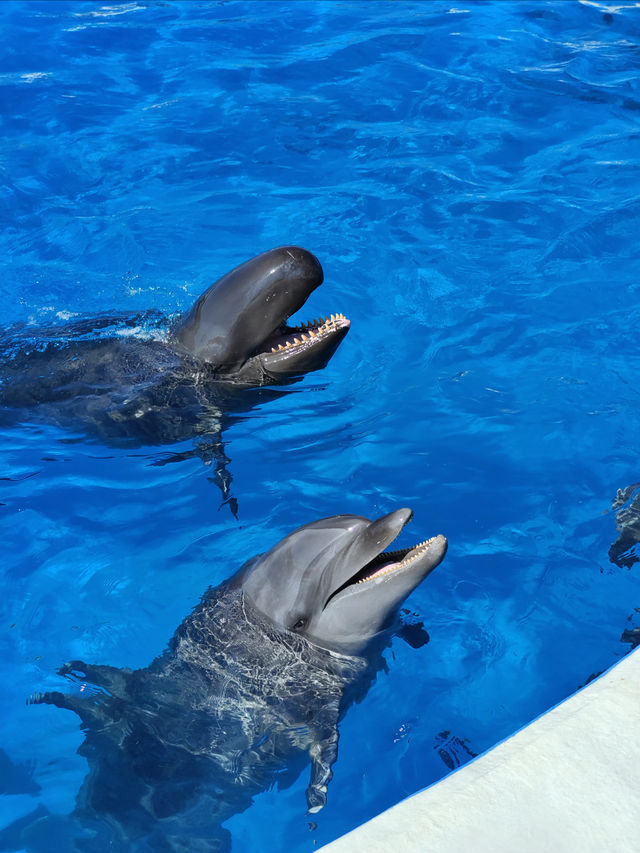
xmin=1 ymin=0 xmax=640 ymax=849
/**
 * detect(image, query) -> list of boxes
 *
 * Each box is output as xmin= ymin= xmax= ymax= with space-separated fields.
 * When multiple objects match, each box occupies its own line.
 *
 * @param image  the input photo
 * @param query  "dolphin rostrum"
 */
xmin=27 ymin=509 xmax=447 ymax=851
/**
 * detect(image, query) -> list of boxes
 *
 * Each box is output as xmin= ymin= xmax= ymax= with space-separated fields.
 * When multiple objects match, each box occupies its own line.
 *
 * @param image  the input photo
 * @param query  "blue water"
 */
xmin=1 ymin=0 xmax=640 ymax=849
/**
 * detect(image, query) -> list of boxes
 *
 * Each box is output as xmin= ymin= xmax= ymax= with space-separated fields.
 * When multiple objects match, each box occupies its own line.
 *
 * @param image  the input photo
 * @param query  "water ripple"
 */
xmin=2 ymin=1 xmax=640 ymax=850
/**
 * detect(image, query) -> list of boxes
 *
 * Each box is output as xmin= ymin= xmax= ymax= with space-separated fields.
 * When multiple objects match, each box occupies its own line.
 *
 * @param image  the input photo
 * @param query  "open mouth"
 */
xmin=325 ymin=534 xmax=446 ymax=608
xmin=261 ymin=313 xmax=350 ymax=356
xmin=352 ymin=537 xmax=444 ymax=584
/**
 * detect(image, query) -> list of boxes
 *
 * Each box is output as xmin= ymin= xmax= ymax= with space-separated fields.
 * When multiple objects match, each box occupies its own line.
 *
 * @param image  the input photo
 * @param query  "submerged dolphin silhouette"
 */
xmin=608 ymin=482 xmax=640 ymax=568
xmin=29 ymin=509 xmax=447 ymax=852
xmin=0 ymin=247 xmax=350 ymax=509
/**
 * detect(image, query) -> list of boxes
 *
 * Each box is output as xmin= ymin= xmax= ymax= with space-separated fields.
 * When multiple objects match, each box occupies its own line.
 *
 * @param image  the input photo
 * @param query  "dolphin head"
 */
xmin=241 ymin=509 xmax=447 ymax=655
xmin=173 ymin=246 xmax=350 ymax=384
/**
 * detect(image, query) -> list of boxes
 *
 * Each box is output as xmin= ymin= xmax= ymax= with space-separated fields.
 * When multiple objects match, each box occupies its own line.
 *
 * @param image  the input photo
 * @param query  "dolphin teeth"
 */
xmin=285 ymin=341 xmax=292 ymax=348
xmin=397 ymin=538 xmax=435 ymax=567
xmin=271 ymin=347 xmax=276 ymax=353
xmin=309 ymin=330 xmax=317 ymax=338
xmin=301 ymin=333 xmax=308 ymax=341
xmin=355 ymin=537 xmax=439 ymax=584
xmin=330 ymin=314 xmax=336 ymax=322
xmin=278 ymin=344 xmax=285 ymax=351
xmin=294 ymin=337 xmax=301 ymax=345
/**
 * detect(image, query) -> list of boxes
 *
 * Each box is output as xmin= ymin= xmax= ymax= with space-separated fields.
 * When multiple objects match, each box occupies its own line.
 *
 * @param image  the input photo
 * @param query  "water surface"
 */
xmin=1 ymin=1 xmax=640 ymax=850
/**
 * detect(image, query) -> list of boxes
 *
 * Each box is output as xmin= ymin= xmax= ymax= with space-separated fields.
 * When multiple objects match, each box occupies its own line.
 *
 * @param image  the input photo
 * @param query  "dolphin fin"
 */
xmin=200 ymin=437 xmax=238 ymax=519
xmin=147 ymin=434 xmax=239 ymax=518
xmin=306 ymin=729 xmax=339 ymax=815
xmin=28 ymin=660 xmax=131 ymax=729
xmin=305 ymin=701 xmax=341 ymax=815
xmin=57 ymin=660 xmax=133 ymax=696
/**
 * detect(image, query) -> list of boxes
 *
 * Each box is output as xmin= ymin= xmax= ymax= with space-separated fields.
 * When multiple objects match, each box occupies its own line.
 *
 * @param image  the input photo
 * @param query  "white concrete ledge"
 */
xmin=322 ymin=647 xmax=640 ymax=853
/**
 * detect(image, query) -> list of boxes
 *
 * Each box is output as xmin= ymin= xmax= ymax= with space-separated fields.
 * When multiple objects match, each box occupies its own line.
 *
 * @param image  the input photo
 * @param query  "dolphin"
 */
xmin=608 ymin=482 xmax=640 ymax=568
xmin=0 ymin=247 xmax=350 ymax=508
xmin=26 ymin=509 xmax=447 ymax=852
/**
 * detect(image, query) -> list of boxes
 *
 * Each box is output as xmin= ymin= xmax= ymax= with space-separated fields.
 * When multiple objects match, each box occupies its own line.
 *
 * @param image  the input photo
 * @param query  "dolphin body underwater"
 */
xmin=24 ymin=509 xmax=448 ymax=852
xmin=0 ymin=246 xmax=349 ymax=508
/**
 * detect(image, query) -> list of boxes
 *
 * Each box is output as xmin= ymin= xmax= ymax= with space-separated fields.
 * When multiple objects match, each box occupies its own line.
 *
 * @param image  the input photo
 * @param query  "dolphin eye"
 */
xmin=291 ymin=617 xmax=307 ymax=632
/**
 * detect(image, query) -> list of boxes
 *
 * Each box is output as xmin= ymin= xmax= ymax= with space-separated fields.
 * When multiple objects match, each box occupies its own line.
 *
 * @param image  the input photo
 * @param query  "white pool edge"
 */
xmin=321 ymin=646 xmax=640 ymax=852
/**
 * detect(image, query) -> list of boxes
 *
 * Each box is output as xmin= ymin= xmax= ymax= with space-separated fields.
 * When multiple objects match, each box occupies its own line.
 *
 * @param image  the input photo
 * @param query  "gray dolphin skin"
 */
xmin=28 ymin=510 xmax=447 ymax=852
xmin=0 ymin=247 xmax=349 ymax=505
xmin=174 ymin=245 xmax=348 ymax=383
